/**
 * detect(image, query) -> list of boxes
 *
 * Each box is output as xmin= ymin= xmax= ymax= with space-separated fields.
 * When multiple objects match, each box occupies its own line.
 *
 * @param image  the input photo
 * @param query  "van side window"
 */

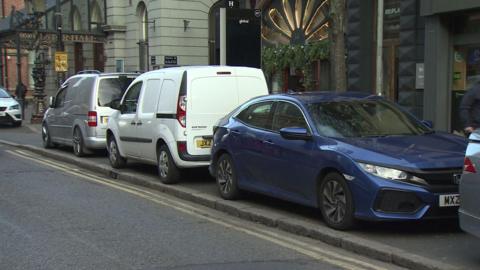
xmin=55 ymin=87 xmax=67 ymax=108
xmin=122 ymin=82 xmax=143 ymax=114
xmin=157 ymin=79 xmax=177 ymax=113
xmin=272 ymin=102 xmax=308 ymax=131
xmin=141 ymin=79 xmax=162 ymax=114
xmin=236 ymin=101 xmax=274 ymax=130
xmin=71 ymin=77 xmax=95 ymax=108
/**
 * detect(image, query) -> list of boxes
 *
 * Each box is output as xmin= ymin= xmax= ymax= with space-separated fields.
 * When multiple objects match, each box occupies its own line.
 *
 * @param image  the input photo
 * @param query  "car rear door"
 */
xmin=186 ymin=71 xmax=239 ymax=157
xmin=231 ymin=101 xmax=275 ymax=191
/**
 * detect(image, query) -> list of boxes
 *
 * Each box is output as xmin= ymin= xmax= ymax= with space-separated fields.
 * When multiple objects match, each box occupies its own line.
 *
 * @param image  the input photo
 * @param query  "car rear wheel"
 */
xmin=157 ymin=144 xmax=181 ymax=184
xmin=216 ymin=153 xmax=241 ymax=200
xmin=108 ymin=137 xmax=126 ymax=168
xmin=42 ymin=124 xmax=56 ymax=149
xmin=319 ymin=172 xmax=355 ymax=230
xmin=73 ymin=127 xmax=86 ymax=157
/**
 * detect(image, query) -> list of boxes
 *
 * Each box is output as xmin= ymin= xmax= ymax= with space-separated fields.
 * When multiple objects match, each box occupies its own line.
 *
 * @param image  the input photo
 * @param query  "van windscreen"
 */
xmin=98 ymin=77 xmax=135 ymax=106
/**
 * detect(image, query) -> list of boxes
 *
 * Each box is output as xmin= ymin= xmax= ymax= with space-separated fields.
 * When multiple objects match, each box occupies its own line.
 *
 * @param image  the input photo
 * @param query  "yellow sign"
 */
xmin=55 ymin=51 xmax=68 ymax=72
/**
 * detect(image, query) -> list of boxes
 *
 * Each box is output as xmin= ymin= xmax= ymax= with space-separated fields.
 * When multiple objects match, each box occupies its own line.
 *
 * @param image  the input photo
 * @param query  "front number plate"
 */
xmin=196 ymin=139 xmax=212 ymax=149
xmin=439 ymin=194 xmax=460 ymax=207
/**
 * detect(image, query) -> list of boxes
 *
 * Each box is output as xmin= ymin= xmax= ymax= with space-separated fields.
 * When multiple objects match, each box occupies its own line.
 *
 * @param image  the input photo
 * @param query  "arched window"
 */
xmin=71 ymin=6 xmax=82 ymax=31
xmin=90 ymin=0 xmax=103 ymax=30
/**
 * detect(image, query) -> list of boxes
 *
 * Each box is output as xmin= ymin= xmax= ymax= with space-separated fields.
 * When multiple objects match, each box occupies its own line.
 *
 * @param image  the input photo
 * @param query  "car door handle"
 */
xmin=230 ymin=129 xmax=240 ymax=134
xmin=263 ymin=140 xmax=275 ymax=145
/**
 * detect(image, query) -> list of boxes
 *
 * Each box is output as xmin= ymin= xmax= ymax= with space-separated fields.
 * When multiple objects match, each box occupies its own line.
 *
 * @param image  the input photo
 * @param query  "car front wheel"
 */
xmin=319 ymin=172 xmax=355 ymax=230
xmin=108 ymin=137 xmax=126 ymax=168
xmin=216 ymin=153 xmax=241 ymax=200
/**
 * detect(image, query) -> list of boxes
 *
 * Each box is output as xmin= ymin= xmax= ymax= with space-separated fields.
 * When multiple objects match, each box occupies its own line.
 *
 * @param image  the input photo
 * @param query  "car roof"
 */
xmin=262 ymin=91 xmax=382 ymax=104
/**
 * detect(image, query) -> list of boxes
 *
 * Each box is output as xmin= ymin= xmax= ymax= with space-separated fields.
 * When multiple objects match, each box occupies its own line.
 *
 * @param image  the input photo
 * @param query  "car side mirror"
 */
xmin=280 ymin=127 xmax=312 ymax=141
xmin=48 ymin=96 xmax=55 ymax=108
xmin=119 ymin=104 xmax=127 ymax=114
xmin=421 ymin=120 xmax=433 ymax=129
xmin=109 ymin=99 xmax=121 ymax=110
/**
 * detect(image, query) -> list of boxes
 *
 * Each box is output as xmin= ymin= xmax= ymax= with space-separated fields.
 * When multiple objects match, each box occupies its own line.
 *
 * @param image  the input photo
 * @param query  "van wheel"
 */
xmin=108 ymin=137 xmax=126 ymax=168
xmin=319 ymin=172 xmax=355 ymax=230
xmin=157 ymin=144 xmax=181 ymax=184
xmin=216 ymin=153 xmax=241 ymax=200
xmin=73 ymin=127 xmax=86 ymax=157
xmin=42 ymin=124 xmax=56 ymax=149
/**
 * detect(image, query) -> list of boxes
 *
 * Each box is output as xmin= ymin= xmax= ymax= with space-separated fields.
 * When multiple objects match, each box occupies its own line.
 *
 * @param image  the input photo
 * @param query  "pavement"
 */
xmin=0 ymin=120 xmax=470 ymax=270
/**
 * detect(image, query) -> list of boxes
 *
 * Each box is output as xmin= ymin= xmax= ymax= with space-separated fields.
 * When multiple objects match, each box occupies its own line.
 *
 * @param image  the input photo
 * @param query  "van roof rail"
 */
xmin=77 ymin=70 xmax=101 ymax=75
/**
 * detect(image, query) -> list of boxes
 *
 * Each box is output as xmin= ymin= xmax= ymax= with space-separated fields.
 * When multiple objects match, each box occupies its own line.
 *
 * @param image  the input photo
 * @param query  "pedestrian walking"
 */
xmin=460 ymin=81 xmax=480 ymax=135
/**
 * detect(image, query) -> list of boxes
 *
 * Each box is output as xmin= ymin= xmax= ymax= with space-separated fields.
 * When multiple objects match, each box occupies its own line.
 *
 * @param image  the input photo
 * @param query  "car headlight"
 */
xmin=358 ymin=162 xmax=408 ymax=181
xmin=9 ymin=104 xmax=19 ymax=110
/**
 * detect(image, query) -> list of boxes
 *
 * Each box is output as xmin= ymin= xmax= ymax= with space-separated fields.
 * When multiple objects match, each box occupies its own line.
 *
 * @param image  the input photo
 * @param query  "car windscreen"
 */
xmin=0 ymin=88 xmax=10 ymax=98
xmin=98 ymin=77 xmax=135 ymax=107
xmin=307 ymin=100 xmax=431 ymax=138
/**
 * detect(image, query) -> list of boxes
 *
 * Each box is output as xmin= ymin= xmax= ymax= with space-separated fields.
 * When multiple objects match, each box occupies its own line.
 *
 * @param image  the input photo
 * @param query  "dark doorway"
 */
xmin=93 ymin=43 xmax=105 ymax=72
xmin=74 ymin=43 xmax=84 ymax=73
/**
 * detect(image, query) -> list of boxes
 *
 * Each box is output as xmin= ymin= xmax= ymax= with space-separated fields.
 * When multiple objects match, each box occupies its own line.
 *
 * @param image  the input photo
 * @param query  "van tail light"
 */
xmin=177 ymin=141 xmax=187 ymax=154
xmin=177 ymin=95 xmax=187 ymax=127
xmin=87 ymin=111 xmax=97 ymax=127
xmin=464 ymin=157 xmax=477 ymax=173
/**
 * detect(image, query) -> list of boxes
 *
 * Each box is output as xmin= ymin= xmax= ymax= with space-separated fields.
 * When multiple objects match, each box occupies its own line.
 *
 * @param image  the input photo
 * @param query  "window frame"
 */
xmin=234 ymin=100 xmax=276 ymax=132
xmin=271 ymin=100 xmax=313 ymax=134
xmin=121 ymin=81 xmax=143 ymax=114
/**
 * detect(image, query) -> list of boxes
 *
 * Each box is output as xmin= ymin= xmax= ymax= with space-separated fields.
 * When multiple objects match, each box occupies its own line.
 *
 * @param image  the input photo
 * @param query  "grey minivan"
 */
xmin=459 ymin=131 xmax=480 ymax=237
xmin=42 ymin=72 xmax=137 ymax=156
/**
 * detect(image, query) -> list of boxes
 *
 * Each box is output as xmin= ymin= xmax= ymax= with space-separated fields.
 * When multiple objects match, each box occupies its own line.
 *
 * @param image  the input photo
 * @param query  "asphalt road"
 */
xmin=0 ymin=143 xmax=406 ymax=270
xmin=1 ymin=123 xmax=479 ymax=269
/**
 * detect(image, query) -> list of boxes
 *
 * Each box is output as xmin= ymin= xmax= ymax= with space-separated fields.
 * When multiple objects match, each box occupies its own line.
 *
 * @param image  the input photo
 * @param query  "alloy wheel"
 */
xmin=158 ymin=151 xmax=169 ymax=178
xmin=322 ymin=180 xmax=347 ymax=224
xmin=73 ymin=129 xmax=82 ymax=155
xmin=217 ymin=158 xmax=233 ymax=195
xmin=109 ymin=140 xmax=118 ymax=164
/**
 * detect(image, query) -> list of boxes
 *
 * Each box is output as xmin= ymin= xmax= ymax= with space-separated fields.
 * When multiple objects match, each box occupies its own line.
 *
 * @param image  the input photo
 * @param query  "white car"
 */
xmin=0 ymin=87 xmax=22 ymax=127
xmin=107 ymin=66 xmax=269 ymax=184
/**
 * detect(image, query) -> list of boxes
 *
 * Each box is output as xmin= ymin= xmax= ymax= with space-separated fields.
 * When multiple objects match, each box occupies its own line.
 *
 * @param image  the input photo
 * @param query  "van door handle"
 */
xmin=130 ymin=121 xmax=136 ymax=125
xmin=136 ymin=121 xmax=142 ymax=126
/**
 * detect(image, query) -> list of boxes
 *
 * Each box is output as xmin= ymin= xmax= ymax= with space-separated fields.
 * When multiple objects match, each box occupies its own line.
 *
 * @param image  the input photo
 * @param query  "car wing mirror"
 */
xmin=48 ymin=96 xmax=55 ymax=108
xmin=279 ymin=127 xmax=312 ymax=141
xmin=109 ymin=98 xmax=121 ymax=110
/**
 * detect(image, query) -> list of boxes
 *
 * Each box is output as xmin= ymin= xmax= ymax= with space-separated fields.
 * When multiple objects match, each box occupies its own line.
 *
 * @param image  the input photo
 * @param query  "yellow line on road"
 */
xmin=7 ymin=149 xmax=389 ymax=270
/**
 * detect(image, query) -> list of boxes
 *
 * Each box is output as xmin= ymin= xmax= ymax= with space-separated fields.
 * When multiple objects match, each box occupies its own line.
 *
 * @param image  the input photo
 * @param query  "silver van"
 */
xmin=42 ymin=72 xmax=138 ymax=156
xmin=460 ymin=131 xmax=480 ymax=237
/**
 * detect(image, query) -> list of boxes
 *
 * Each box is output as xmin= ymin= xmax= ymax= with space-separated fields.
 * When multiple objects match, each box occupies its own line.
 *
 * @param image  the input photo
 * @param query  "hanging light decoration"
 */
xmin=261 ymin=0 xmax=329 ymax=45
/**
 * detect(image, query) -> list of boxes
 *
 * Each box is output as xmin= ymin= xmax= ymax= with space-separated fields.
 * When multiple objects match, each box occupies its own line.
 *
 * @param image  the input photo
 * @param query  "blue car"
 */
xmin=209 ymin=92 xmax=467 ymax=230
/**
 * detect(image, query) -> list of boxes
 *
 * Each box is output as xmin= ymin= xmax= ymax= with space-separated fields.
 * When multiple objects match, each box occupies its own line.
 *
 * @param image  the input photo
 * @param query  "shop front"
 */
xmin=422 ymin=1 xmax=480 ymax=133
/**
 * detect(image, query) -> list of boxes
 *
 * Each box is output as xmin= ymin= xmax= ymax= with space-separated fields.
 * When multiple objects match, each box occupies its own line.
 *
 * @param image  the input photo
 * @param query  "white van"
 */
xmin=106 ymin=66 xmax=268 ymax=183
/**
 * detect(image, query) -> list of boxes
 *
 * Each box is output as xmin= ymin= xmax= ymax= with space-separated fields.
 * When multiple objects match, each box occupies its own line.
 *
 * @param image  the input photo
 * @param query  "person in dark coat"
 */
xmin=460 ymin=82 xmax=480 ymax=134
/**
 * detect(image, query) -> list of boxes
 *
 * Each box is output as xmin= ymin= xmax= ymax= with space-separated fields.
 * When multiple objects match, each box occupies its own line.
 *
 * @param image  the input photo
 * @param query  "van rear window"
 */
xmin=98 ymin=77 xmax=135 ymax=106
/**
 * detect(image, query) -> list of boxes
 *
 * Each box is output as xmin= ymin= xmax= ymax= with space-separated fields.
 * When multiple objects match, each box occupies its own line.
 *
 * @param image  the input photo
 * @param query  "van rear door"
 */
xmin=186 ymin=74 xmax=238 ymax=156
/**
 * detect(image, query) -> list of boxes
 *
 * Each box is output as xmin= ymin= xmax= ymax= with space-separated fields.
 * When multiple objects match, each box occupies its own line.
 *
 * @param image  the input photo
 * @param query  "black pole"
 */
xmin=0 ymin=45 xmax=3 ymax=87
xmin=15 ymin=26 xmax=25 ymax=119
xmin=56 ymin=0 xmax=65 ymax=86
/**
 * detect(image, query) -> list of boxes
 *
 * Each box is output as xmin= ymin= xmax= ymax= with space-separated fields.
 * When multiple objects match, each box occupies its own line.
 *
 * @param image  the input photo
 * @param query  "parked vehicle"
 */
xmin=0 ymin=87 xmax=22 ymax=127
xmin=106 ymin=66 xmax=269 ymax=184
xmin=459 ymin=131 xmax=480 ymax=237
xmin=42 ymin=71 xmax=137 ymax=156
xmin=209 ymin=92 xmax=467 ymax=230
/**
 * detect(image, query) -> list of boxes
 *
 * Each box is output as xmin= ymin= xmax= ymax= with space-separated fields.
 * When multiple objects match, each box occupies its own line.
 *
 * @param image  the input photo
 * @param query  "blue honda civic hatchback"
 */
xmin=209 ymin=92 xmax=467 ymax=230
